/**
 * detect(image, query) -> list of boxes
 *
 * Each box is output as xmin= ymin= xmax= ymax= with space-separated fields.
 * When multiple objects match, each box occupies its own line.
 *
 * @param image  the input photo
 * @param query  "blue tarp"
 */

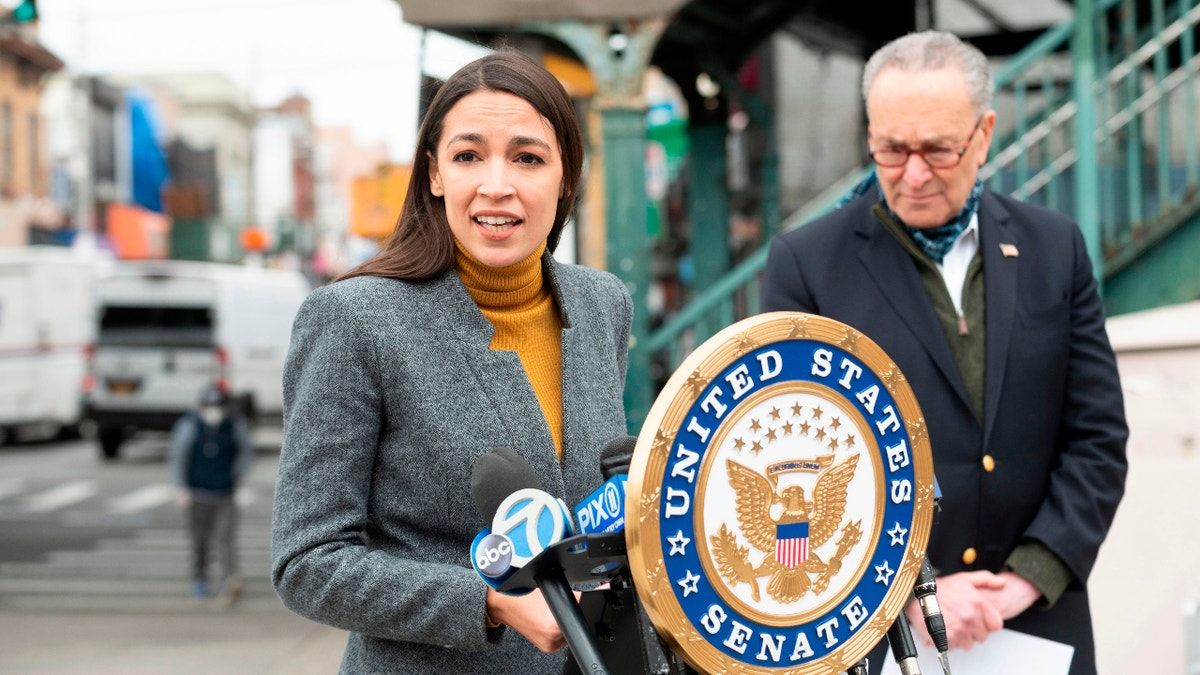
xmin=126 ymin=90 xmax=170 ymax=213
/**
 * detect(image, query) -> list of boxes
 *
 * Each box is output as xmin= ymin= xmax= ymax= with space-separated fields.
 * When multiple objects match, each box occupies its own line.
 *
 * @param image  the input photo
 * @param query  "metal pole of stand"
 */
xmin=846 ymin=656 xmax=870 ymax=674
xmin=886 ymin=612 xmax=922 ymax=675
xmin=538 ymin=571 xmax=611 ymax=675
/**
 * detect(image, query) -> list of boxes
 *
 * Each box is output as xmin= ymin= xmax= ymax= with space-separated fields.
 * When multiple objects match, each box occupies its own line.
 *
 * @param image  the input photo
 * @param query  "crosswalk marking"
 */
xmin=105 ymin=484 xmax=174 ymax=514
xmin=236 ymin=486 xmax=255 ymax=507
xmin=0 ymin=497 xmax=281 ymax=612
xmin=1 ymin=441 xmax=285 ymax=613
xmin=0 ymin=477 xmax=24 ymax=500
xmin=0 ymin=480 xmax=262 ymax=517
xmin=22 ymin=480 xmax=98 ymax=512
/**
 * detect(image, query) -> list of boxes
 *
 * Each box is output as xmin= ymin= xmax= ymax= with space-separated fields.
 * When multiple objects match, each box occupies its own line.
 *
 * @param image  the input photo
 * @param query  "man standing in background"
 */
xmin=761 ymin=31 xmax=1127 ymax=675
xmin=169 ymin=384 xmax=254 ymax=605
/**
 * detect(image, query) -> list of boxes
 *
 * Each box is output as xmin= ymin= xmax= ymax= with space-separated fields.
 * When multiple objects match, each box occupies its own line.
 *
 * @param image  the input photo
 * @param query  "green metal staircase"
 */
xmin=630 ymin=0 xmax=1200 ymax=428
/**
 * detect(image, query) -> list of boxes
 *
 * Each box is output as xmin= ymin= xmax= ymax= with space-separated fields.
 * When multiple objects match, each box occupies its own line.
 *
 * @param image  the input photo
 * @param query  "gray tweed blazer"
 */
xmin=271 ymin=252 xmax=632 ymax=674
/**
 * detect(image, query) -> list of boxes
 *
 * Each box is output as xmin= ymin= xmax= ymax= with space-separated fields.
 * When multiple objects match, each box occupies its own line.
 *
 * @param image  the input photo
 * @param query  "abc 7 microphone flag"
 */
xmin=472 ymin=486 xmax=574 ymax=593
xmin=623 ymin=312 xmax=936 ymax=674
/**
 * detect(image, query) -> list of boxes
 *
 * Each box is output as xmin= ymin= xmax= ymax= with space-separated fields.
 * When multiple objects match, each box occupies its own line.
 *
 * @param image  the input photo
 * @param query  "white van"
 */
xmin=0 ymin=247 xmax=106 ymax=445
xmin=83 ymin=260 xmax=309 ymax=459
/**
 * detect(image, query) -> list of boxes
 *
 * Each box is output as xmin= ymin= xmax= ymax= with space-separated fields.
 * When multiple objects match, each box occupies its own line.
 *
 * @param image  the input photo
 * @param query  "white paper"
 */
xmin=880 ymin=628 xmax=1074 ymax=675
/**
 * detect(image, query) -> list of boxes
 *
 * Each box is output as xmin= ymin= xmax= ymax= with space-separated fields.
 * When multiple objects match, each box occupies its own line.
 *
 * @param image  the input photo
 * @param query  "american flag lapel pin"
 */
xmin=999 ymin=243 xmax=1019 ymax=258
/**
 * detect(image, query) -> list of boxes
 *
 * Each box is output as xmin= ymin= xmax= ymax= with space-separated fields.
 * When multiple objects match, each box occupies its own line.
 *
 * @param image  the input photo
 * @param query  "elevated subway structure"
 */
xmin=389 ymin=1 xmax=1200 ymax=429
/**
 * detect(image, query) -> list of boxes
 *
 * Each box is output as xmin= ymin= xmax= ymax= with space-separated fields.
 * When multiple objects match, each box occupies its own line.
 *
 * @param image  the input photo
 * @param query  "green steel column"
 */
xmin=1121 ymin=0 xmax=1144 ymax=244
xmin=529 ymin=19 xmax=666 ymax=432
xmin=1182 ymin=0 xmax=1199 ymax=189
xmin=1072 ymin=0 xmax=1104 ymax=285
xmin=602 ymin=106 xmax=654 ymax=430
xmin=686 ymin=123 xmax=731 ymax=328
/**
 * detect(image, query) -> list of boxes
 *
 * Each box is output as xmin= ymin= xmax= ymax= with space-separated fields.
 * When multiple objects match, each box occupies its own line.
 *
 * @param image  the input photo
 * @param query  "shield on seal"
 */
xmin=775 ymin=521 xmax=809 ymax=568
xmin=624 ymin=312 xmax=935 ymax=675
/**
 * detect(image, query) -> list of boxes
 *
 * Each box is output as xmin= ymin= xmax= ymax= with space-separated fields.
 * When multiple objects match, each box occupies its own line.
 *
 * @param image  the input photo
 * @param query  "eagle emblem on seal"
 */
xmin=711 ymin=454 xmax=863 ymax=604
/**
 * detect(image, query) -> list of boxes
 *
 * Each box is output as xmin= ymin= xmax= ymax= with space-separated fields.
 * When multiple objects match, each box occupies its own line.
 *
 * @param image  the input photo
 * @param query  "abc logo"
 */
xmin=475 ymin=533 xmax=514 ymax=578
xmin=493 ymin=489 xmax=570 ymax=567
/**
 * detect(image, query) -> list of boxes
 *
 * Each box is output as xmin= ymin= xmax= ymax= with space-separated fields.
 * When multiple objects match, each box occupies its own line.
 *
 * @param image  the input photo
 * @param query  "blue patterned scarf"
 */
xmin=837 ymin=172 xmax=984 ymax=263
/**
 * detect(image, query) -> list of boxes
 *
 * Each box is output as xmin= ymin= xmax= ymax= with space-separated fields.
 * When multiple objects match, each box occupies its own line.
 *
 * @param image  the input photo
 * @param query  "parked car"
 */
xmin=82 ymin=260 xmax=309 ymax=459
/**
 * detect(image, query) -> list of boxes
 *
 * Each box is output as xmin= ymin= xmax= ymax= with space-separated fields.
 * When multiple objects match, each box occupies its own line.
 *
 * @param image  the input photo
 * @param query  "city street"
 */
xmin=0 ymin=431 xmax=346 ymax=674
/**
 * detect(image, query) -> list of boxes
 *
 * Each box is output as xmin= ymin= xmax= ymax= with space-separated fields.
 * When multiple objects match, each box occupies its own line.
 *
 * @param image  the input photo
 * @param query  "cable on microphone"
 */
xmin=914 ymin=557 xmax=951 ymax=675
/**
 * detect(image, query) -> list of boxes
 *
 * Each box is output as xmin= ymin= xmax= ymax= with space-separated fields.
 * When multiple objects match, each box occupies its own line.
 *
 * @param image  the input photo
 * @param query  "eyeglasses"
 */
xmin=869 ymin=117 xmax=983 ymax=169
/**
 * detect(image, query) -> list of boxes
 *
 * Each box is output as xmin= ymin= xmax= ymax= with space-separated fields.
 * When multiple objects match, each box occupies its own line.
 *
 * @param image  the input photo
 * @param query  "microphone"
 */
xmin=469 ymin=447 xmax=574 ymax=594
xmin=469 ymin=447 xmax=610 ymax=674
xmin=885 ymin=611 xmax=922 ymax=675
xmin=574 ymin=436 xmax=636 ymax=535
xmin=599 ymin=435 xmax=636 ymax=480
xmin=914 ymin=557 xmax=951 ymax=675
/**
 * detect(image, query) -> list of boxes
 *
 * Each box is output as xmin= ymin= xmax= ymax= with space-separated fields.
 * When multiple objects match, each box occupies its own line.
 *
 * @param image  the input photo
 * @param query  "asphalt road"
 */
xmin=0 ymin=431 xmax=347 ymax=674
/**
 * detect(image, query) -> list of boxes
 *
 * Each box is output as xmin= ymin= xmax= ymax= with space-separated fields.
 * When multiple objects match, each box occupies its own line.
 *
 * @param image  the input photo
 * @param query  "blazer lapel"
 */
xmin=441 ymin=271 xmax=561 ymax=485
xmin=979 ymin=193 xmax=1017 ymax=450
xmin=855 ymin=216 xmax=974 ymax=413
xmin=545 ymin=255 xmax=588 ymax=501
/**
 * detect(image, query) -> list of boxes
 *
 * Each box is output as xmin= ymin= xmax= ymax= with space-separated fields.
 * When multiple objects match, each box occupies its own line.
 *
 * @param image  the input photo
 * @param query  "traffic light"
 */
xmin=4 ymin=1 xmax=37 ymax=23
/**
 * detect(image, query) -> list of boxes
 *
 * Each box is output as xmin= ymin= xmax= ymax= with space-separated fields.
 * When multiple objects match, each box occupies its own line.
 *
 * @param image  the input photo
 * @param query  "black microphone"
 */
xmin=574 ymin=436 xmax=637 ymax=535
xmin=600 ymin=435 xmax=636 ymax=479
xmin=886 ymin=611 xmax=922 ymax=675
xmin=469 ymin=447 xmax=574 ymax=591
xmin=914 ymin=557 xmax=951 ymax=675
xmin=470 ymin=448 xmax=610 ymax=675
xmin=471 ymin=446 xmax=544 ymax=523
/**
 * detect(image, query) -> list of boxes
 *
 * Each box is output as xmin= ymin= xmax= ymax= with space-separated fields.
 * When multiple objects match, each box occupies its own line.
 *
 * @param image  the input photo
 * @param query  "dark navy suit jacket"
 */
xmin=761 ymin=188 xmax=1128 ymax=675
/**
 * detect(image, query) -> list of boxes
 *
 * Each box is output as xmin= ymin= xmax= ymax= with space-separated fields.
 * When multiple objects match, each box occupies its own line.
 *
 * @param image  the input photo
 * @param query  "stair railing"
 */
xmin=632 ymin=0 xmax=1200 ymax=418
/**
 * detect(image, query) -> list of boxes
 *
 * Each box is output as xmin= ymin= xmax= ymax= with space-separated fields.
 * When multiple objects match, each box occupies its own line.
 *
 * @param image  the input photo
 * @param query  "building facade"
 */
xmin=0 ymin=15 xmax=62 ymax=247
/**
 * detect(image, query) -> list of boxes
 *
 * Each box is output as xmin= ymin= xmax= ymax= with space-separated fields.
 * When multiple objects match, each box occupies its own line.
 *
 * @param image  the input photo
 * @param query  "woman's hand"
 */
xmin=486 ymin=587 xmax=578 ymax=653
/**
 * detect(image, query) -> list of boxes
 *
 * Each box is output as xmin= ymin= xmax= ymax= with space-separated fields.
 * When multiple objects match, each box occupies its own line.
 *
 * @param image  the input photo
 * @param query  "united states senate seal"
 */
xmin=626 ymin=312 xmax=935 ymax=674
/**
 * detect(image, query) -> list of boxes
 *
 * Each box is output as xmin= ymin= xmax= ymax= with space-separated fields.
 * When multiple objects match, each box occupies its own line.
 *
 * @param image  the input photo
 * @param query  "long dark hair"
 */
xmin=340 ymin=50 xmax=584 ymax=282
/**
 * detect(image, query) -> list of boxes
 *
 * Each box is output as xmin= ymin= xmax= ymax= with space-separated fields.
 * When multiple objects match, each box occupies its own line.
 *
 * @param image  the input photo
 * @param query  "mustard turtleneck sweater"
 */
xmin=455 ymin=240 xmax=565 ymax=458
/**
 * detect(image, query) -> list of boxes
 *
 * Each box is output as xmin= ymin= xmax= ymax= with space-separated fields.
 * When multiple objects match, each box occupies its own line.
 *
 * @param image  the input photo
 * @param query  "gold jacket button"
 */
xmin=962 ymin=547 xmax=978 ymax=565
xmin=982 ymin=455 xmax=996 ymax=472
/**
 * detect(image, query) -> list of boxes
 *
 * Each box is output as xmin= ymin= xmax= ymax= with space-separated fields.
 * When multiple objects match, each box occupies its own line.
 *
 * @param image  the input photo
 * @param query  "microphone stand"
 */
xmin=498 ymin=532 xmax=629 ymax=675
xmin=549 ymin=531 xmax=690 ymax=675
xmin=537 ymin=570 xmax=610 ymax=675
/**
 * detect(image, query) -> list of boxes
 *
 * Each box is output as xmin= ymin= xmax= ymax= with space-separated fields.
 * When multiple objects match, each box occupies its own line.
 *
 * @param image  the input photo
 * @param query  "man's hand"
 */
xmin=485 ymin=587 xmax=575 ymax=653
xmin=175 ymin=489 xmax=191 ymax=509
xmin=978 ymin=571 xmax=1041 ymax=619
xmin=921 ymin=571 xmax=1006 ymax=650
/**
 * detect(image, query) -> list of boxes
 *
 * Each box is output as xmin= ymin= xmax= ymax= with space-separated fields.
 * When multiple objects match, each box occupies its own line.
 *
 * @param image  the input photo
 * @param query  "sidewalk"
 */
xmin=0 ymin=605 xmax=348 ymax=675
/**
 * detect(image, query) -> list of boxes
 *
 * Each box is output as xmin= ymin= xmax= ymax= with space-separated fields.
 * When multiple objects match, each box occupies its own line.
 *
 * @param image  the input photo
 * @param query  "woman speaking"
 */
xmin=271 ymin=51 xmax=632 ymax=673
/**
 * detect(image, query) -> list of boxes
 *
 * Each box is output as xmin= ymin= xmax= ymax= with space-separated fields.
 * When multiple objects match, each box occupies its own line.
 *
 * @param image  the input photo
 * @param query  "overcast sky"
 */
xmin=35 ymin=0 xmax=488 ymax=161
